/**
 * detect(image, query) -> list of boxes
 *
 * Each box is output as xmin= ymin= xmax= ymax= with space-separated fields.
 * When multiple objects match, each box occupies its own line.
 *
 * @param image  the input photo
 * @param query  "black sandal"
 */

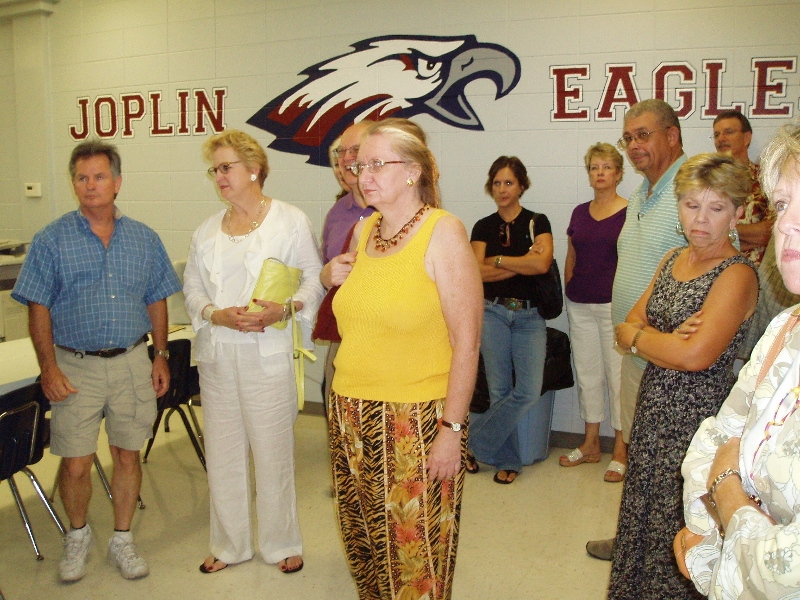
xmin=493 ymin=470 xmax=518 ymax=484
xmin=465 ymin=452 xmax=479 ymax=474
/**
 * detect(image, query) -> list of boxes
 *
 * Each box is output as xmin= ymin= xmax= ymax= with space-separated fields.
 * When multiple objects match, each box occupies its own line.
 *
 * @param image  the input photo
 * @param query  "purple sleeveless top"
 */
xmin=565 ymin=201 xmax=626 ymax=304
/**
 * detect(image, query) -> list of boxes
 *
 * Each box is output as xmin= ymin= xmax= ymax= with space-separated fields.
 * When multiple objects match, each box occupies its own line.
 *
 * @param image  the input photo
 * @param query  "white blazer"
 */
xmin=183 ymin=199 xmax=325 ymax=363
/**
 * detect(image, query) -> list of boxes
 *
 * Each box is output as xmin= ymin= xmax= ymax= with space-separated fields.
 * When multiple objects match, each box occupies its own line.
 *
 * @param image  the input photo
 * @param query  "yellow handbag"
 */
xmin=247 ymin=258 xmax=301 ymax=330
xmin=247 ymin=257 xmax=315 ymax=409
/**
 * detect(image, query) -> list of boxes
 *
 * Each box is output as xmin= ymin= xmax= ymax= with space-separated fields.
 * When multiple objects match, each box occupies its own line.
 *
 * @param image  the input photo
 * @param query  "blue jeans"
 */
xmin=469 ymin=300 xmax=547 ymax=472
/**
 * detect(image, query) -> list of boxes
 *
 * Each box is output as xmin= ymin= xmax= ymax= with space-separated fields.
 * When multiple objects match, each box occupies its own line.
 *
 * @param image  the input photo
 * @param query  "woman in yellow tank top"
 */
xmin=321 ymin=118 xmax=483 ymax=600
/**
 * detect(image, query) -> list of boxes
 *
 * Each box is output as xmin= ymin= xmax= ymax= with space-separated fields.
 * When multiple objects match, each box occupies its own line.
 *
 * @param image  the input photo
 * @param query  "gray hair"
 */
xmin=69 ymin=139 xmax=122 ymax=179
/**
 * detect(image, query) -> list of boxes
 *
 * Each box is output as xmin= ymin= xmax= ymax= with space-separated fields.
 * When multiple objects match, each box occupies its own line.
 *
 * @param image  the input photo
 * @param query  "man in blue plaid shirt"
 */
xmin=12 ymin=140 xmax=180 ymax=583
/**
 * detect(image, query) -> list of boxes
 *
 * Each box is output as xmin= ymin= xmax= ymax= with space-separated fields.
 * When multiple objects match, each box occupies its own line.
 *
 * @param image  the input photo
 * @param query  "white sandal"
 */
xmin=604 ymin=460 xmax=626 ymax=482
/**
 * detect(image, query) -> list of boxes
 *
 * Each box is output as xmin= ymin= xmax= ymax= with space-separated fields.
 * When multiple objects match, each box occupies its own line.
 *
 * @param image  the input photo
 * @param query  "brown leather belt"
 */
xmin=56 ymin=334 xmax=148 ymax=358
xmin=488 ymin=297 xmax=532 ymax=311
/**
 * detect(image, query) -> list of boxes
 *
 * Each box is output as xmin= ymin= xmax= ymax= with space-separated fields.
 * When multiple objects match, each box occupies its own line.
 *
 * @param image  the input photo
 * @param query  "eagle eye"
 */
xmin=415 ymin=57 xmax=442 ymax=80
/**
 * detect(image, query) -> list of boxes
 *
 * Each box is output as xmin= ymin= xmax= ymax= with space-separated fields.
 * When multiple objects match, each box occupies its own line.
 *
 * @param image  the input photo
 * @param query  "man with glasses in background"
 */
xmin=713 ymin=110 xmax=771 ymax=266
xmin=318 ymin=120 xmax=375 ymax=407
xmin=586 ymin=99 xmax=686 ymax=561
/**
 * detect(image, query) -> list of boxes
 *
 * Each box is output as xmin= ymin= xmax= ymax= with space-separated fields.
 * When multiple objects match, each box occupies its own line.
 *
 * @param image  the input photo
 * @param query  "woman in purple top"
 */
xmin=560 ymin=143 xmax=629 ymax=482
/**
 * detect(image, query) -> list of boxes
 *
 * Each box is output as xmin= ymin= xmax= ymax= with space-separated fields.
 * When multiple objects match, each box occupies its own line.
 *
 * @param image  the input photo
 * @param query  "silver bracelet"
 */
xmin=708 ymin=468 xmax=741 ymax=509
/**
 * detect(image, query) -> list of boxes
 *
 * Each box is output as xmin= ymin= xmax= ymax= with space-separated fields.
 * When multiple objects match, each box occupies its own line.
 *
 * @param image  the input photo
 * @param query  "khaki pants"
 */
xmin=619 ymin=354 xmax=645 ymax=444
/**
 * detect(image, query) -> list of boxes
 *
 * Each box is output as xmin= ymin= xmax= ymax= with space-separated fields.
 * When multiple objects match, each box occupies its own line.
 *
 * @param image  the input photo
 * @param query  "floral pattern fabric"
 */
xmin=683 ymin=306 xmax=800 ymax=599
xmin=738 ymin=163 xmax=773 ymax=266
xmin=329 ymin=393 xmax=465 ymax=600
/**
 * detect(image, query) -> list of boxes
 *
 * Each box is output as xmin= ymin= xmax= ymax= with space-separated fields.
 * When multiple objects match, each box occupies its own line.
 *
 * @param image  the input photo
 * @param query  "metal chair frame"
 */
xmin=143 ymin=339 xmax=206 ymax=470
xmin=1 ymin=386 xmax=66 ymax=560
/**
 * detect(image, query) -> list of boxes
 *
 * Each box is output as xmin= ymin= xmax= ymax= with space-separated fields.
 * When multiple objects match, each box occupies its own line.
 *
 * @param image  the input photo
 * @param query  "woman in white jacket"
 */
xmin=183 ymin=130 xmax=324 ymax=575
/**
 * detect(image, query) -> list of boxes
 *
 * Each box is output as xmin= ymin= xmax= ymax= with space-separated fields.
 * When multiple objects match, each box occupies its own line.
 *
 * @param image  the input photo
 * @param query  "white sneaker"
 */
xmin=108 ymin=534 xmax=149 ymax=579
xmin=60 ymin=524 xmax=93 ymax=582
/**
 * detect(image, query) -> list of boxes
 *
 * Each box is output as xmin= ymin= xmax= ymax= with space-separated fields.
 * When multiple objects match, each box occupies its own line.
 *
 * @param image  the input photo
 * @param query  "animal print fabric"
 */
xmin=328 ymin=392 xmax=465 ymax=600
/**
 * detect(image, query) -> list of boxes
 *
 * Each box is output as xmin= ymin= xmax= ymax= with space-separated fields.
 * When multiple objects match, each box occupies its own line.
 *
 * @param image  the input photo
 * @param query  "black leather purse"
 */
xmin=529 ymin=214 xmax=563 ymax=320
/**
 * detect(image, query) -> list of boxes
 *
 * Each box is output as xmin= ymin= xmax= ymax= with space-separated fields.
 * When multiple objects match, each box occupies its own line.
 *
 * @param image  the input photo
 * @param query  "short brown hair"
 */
xmin=484 ymin=156 xmax=530 ymax=196
xmin=674 ymin=153 xmax=751 ymax=209
xmin=583 ymin=143 xmax=624 ymax=182
xmin=203 ymin=129 xmax=269 ymax=188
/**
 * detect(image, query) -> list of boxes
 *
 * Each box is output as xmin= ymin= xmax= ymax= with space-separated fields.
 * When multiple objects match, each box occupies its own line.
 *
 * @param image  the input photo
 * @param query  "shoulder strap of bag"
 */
xmin=292 ymin=302 xmax=316 ymax=411
xmin=756 ymin=306 xmax=800 ymax=387
xmin=529 ymin=212 xmax=537 ymax=247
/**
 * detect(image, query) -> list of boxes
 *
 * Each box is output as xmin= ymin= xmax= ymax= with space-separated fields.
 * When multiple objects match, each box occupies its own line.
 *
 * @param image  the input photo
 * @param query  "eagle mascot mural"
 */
xmin=247 ymin=34 xmax=521 ymax=166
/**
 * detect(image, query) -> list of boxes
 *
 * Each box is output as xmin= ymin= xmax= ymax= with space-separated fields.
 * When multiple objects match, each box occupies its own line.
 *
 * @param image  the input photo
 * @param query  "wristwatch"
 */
xmin=440 ymin=419 xmax=464 ymax=432
xmin=154 ymin=348 xmax=170 ymax=360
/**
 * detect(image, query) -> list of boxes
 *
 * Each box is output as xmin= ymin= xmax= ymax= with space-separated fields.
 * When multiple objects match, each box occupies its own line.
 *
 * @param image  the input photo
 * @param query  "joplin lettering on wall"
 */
xmin=550 ymin=57 xmax=797 ymax=121
xmin=68 ymin=88 xmax=227 ymax=139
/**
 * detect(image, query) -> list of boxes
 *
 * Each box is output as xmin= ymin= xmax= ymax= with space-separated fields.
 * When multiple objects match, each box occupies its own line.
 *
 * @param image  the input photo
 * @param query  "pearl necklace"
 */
xmin=373 ymin=204 xmax=430 ymax=252
xmin=225 ymin=197 xmax=267 ymax=243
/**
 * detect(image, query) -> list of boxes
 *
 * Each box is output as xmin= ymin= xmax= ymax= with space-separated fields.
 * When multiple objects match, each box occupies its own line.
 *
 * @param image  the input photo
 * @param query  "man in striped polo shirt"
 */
xmin=586 ymin=99 xmax=687 ymax=561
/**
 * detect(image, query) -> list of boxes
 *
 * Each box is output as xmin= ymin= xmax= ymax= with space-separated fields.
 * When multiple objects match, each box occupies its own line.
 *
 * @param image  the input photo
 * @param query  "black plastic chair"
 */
xmin=144 ymin=338 xmax=206 ymax=470
xmin=0 ymin=383 xmax=66 ymax=560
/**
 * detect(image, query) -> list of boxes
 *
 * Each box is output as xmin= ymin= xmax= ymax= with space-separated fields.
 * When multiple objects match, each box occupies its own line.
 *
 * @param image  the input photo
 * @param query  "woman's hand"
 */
xmin=210 ymin=303 xmax=284 ymax=332
xmin=707 ymin=436 xmax=741 ymax=490
xmin=673 ymin=527 xmax=705 ymax=579
xmin=321 ymin=252 xmax=357 ymax=288
xmin=615 ymin=322 xmax=644 ymax=352
xmin=427 ymin=428 xmax=463 ymax=482
xmin=674 ymin=310 xmax=703 ymax=339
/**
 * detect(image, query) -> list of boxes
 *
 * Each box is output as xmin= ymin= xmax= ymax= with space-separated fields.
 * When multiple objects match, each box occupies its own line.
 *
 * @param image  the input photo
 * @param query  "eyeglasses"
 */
xmin=616 ymin=128 xmax=668 ymax=150
xmin=207 ymin=161 xmax=241 ymax=176
xmin=333 ymin=145 xmax=359 ymax=159
xmin=712 ymin=128 xmax=743 ymax=139
xmin=499 ymin=221 xmax=512 ymax=247
xmin=347 ymin=159 xmax=408 ymax=176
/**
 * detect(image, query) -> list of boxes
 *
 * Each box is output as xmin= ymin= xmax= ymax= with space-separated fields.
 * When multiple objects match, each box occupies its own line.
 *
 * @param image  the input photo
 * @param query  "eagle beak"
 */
xmin=423 ymin=44 xmax=520 ymax=129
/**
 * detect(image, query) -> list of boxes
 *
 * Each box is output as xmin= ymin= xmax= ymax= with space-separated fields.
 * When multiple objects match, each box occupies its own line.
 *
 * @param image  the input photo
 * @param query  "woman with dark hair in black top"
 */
xmin=467 ymin=156 xmax=553 ymax=484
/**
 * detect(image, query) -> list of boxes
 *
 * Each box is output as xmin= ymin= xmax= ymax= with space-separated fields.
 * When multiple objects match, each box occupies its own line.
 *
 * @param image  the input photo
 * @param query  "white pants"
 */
xmin=198 ymin=343 xmax=301 ymax=565
xmin=566 ymin=299 xmax=623 ymax=430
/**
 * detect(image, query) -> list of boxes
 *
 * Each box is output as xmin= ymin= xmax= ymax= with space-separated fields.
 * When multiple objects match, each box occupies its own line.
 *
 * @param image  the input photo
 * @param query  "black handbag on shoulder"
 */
xmin=529 ymin=214 xmax=563 ymax=320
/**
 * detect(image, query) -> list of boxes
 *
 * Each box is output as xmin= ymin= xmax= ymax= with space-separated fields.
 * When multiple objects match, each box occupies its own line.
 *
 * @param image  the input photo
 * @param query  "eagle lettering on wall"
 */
xmin=247 ymin=35 xmax=521 ymax=166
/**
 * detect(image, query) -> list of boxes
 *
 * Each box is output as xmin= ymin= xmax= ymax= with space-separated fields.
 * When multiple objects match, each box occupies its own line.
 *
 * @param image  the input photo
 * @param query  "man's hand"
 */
xmin=151 ymin=356 xmax=170 ymax=397
xmin=40 ymin=362 xmax=78 ymax=403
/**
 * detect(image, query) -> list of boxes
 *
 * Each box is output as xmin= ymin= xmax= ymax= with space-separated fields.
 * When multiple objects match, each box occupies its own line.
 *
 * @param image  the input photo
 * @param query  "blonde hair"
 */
xmin=760 ymin=117 xmax=800 ymax=201
xmin=674 ymin=153 xmax=751 ymax=209
xmin=363 ymin=118 xmax=440 ymax=208
xmin=583 ymin=143 xmax=624 ymax=182
xmin=203 ymin=129 xmax=269 ymax=188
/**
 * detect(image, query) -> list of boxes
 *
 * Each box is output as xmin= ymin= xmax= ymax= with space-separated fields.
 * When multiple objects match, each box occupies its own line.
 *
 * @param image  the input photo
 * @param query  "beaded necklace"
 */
xmin=225 ymin=197 xmax=267 ymax=243
xmin=373 ymin=204 xmax=430 ymax=252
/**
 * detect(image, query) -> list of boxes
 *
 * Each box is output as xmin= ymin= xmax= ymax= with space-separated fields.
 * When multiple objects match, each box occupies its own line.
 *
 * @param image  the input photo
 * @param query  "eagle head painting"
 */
xmin=246 ymin=34 xmax=521 ymax=166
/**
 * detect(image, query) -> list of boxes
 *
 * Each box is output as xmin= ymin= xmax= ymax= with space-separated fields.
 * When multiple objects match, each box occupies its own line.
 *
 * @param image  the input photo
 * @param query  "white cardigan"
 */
xmin=183 ymin=199 xmax=325 ymax=363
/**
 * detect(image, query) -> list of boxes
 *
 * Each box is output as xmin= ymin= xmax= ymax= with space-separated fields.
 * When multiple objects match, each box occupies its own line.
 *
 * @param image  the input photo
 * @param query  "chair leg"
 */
xmin=93 ymin=456 xmax=145 ymax=509
xmin=8 ymin=476 xmax=44 ymax=560
xmin=93 ymin=455 xmax=113 ymax=501
xmin=142 ymin=410 xmax=165 ymax=464
xmin=186 ymin=398 xmax=205 ymax=451
xmin=174 ymin=407 xmax=207 ymax=471
xmin=163 ymin=407 xmax=176 ymax=433
xmin=21 ymin=467 xmax=66 ymax=535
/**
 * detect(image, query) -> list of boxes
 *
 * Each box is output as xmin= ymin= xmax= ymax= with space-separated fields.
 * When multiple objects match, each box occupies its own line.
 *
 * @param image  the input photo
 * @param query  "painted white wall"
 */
xmin=1 ymin=0 xmax=798 ymax=434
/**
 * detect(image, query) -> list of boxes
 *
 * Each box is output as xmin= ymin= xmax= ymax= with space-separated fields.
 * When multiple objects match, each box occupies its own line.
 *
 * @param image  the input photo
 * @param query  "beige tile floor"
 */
xmin=0 ymin=412 xmax=621 ymax=600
